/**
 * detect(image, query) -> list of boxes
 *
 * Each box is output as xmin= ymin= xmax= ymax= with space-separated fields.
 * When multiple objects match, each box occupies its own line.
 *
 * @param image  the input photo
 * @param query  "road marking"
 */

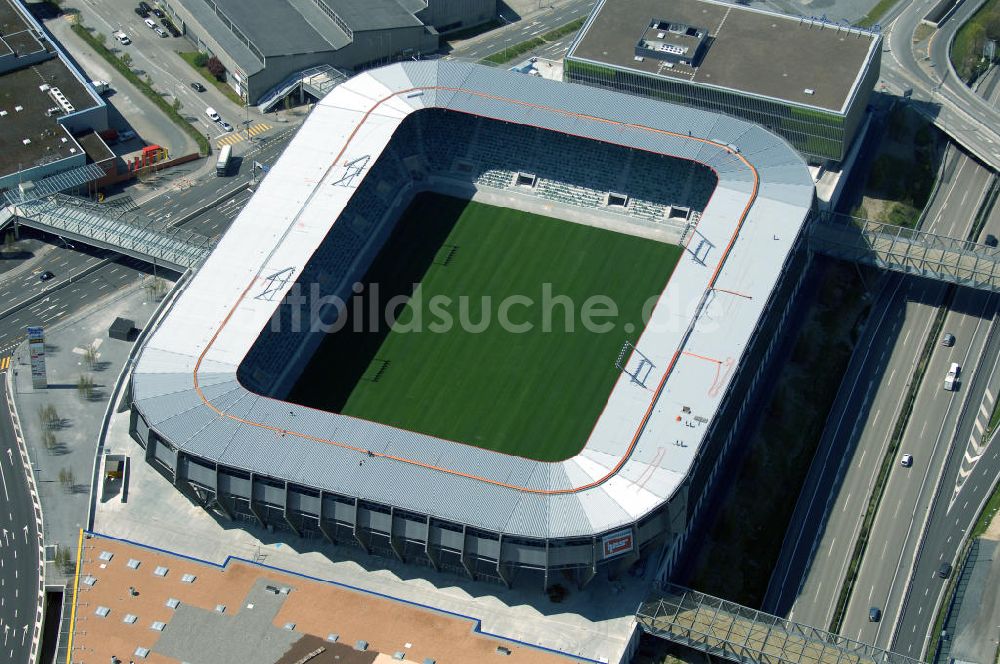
xmin=0 ymin=357 xmax=8 ymax=372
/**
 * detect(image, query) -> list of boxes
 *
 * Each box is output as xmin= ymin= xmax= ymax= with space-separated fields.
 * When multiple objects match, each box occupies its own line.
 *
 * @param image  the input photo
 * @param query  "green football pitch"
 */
xmin=289 ymin=193 xmax=682 ymax=462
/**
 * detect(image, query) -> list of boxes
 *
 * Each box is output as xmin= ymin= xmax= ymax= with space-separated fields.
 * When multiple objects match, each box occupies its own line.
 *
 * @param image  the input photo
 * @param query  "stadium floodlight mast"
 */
xmin=616 ymin=340 xmax=654 ymax=387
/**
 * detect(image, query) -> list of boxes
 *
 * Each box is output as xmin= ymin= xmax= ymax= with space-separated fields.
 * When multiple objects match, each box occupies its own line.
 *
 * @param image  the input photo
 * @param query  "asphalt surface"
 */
xmin=881 ymin=0 xmax=1000 ymax=170
xmin=0 ymin=379 xmax=40 ymax=664
xmin=444 ymin=1 xmax=594 ymax=61
xmin=764 ymin=144 xmax=997 ymax=638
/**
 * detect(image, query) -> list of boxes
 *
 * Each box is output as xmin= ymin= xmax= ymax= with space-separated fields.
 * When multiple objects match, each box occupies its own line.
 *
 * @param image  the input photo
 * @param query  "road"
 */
xmin=764 ymin=145 xmax=996 ymax=633
xmin=881 ymin=0 xmax=1000 ymax=171
xmin=0 ymin=378 xmax=41 ymax=664
xmin=445 ymin=1 xmax=593 ymax=61
xmin=890 ymin=196 xmax=1000 ymax=657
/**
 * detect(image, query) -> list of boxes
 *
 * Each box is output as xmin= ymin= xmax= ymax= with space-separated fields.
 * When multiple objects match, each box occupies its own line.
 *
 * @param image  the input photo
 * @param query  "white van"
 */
xmin=944 ymin=362 xmax=961 ymax=391
xmin=205 ymin=107 xmax=221 ymax=122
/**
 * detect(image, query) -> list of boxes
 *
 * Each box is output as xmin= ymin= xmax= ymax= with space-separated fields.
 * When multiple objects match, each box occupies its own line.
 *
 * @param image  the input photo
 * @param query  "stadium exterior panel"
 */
xmin=129 ymin=62 xmax=816 ymax=587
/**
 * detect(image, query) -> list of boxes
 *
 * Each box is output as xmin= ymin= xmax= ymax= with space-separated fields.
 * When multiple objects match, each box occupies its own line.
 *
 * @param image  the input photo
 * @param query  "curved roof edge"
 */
xmin=132 ymin=61 xmax=815 ymax=539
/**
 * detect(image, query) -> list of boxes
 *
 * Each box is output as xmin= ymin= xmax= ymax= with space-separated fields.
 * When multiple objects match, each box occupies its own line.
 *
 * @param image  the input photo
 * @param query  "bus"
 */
xmin=216 ymin=144 xmax=232 ymax=176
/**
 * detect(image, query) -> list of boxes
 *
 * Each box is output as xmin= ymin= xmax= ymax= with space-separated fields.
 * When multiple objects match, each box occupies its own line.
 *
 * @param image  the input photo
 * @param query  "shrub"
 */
xmin=193 ymin=52 xmax=209 ymax=68
xmin=206 ymin=56 xmax=225 ymax=80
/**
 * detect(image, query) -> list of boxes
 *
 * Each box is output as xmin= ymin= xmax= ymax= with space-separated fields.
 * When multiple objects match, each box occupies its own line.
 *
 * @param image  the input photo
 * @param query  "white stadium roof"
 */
xmin=132 ymin=61 xmax=815 ymax=540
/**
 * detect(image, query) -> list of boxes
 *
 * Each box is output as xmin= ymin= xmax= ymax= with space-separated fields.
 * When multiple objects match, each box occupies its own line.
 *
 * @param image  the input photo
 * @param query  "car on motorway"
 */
xmin=942 ymin=332 xmax=955 ymax=347
xmin=986 ymin=234 xmax=998 ymax=248
xmin=937 ymin=562 xmax=952 ymax=579
xmin=944 ymin=362 xmax=961 ymax=391
xmin=38 ymin=271 xmax=54 ymax=282
xmin=113 ymin=30 xmax=131 ymax=45
xmin=869 ymin=607 xmax=881 ymax=622
xmin=190 ymin=81 xmax=206 ymax=92
xmin=900 ymin=453 xmax=913 ymax=467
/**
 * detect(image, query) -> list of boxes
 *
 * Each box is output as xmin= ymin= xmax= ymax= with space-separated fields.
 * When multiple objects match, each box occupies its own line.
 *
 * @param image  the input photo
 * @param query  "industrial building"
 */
xmin=158 ymin=0 xmax=496 ymax=107
xmin=128 ymin=61 xmax=815 ymax=589
xmin=564 ymin=0 xmax=882 ymax=164
xmin=0 ymin=0 xmax=111 ymax=194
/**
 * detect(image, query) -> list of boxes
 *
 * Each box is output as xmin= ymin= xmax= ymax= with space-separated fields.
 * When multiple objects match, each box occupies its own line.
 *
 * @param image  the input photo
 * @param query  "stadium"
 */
xmin=128 ymin=61 xmax=816 ymax=589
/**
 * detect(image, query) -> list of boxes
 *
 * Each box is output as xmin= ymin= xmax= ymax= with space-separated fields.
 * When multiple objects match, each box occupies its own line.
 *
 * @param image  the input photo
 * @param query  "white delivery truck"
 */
xmin=944 ymin=362 xmax=960 ymax=391
xmin=215 ymin=144 xmax=232 ymax=176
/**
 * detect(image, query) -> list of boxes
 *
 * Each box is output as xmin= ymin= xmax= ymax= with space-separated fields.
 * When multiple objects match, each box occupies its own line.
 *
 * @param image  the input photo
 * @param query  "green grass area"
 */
xmin=480 ymin=18 xmax=586 ymax=65
xmin=951 ymin=0 xmax=1000 ymax=82
xmin=178 ymin=51 xmax=244 ymax=105
xmin=70 ymin=20 xmax=210 ymax=155
xmin=291 ymin=194 xmax=681 ymax=461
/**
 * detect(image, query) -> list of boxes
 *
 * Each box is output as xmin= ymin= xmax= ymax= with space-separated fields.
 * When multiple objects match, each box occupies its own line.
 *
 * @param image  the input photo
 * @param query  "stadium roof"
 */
xmin=132 ymin=61 xmax=815 ymax=540
xmin=567 ymin=0 xmax=880 ymax=114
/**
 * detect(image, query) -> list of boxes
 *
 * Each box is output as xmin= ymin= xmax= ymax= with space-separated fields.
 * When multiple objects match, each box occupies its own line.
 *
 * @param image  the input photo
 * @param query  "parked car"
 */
xmin=941 ymin=332 xmax=955 ymax=347
xmin=118 ymin=129 xmax=138 ymax=142
xmin=986 ymin=234 xmax=998 ymax=247
xmin=869 ymin=607 xmax=881 ymax=622
xmin=144 ymin=17 xmax=157 ymax=29
xmin=134 ymin=6 xmax=148 ymax=17
xmin=153 ymin=26 xmax=168 ymax=38
xmin=113 ymin=30 xmax=131 ymax=45
xmin=138 ymin=1 xmax=152 ymax=12
xmin=38 ymin=271 xmax=54 ymax=282
xmin=152 ymin=7 xmax=165 ymax=17
xmin=900 ymin=453 xmax=913 ymax=467
xmin=190 ymin=81 xmax=206 ymax=92
xmin=166 ymin=23 xmax=180 ymax=37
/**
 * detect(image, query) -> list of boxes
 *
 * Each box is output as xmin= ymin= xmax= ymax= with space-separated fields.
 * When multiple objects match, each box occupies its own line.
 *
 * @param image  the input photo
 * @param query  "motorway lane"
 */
xmin=764 ymin=148 xmax=994 ymax=627
xmin=890 ymin=197 xmax=1000 ymax=657
xmin=846 ymin=286 xmax=997 ymax=646
xmin=0 ymin=379 xmax=40 ymax=664
xmin=881 ymin=0 xmax=1000 ymax=169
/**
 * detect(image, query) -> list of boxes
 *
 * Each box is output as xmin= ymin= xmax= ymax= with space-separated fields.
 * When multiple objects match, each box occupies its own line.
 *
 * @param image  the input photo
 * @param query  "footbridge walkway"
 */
xmin=808 ymin=213 xmax=1000 ymax=292
xmin=3 ymin=194 xmax=214 ymax=272
xmin=638 ymin=584 xmax=920 ymax=664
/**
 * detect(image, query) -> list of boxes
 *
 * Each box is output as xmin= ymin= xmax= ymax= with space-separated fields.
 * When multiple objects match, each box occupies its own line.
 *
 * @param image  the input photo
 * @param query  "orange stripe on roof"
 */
xmin=192 ymin=85 xmax=760 ymax=496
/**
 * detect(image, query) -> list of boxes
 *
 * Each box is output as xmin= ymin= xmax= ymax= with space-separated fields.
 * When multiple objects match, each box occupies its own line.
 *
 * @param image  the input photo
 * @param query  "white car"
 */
xmin=113 ymin=30 xmax=131 ymax=45
xmin=900 ymin=454 xmax=913 ymax=467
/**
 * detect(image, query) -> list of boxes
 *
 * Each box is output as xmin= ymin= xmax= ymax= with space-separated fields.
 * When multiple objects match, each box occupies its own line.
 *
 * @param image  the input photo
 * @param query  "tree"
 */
xmin=95 ymin=32 xmax=106 ymax=46
xmin=193 ymin=52 xmax=209 ymax=68
xmin=120 ymin=52 xmax=132 ymax=69
xmin=83 ymin=343 xmax=99 ymax=370
xmin=172 ymin=97 xmax=182 ymax=112
xmin=76 ymin=374 xmax=94 ymax=400
xmin=38 ymin=404 xmax=59 ymax=430
xmin=42 ymin=430 xmax=56 ymax=452
xmin=206 ymin=56 xmax=225 ymax=81
xmin=54 ymin=547 xmax=74 ymax=575
xmin=145 ymin=276 xmax=167 ymax=300
xmin=58 ymin=468 xmax=74 ymax=492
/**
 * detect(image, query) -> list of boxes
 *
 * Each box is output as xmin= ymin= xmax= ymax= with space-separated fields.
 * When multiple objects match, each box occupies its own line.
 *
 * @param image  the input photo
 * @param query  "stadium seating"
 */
xmin=238 ymin=109 xmax=718 ymax=396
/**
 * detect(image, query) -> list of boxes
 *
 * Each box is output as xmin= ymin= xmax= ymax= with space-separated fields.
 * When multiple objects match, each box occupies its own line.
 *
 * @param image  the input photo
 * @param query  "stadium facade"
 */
xmin=564 ymin=0 xmax=882 ymax=165
xmin=129 ymin=61 xmax=816 ymax=588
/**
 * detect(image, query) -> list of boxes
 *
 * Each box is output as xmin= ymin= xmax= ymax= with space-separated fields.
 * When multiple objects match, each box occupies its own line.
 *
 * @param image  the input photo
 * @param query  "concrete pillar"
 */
xmin=246 ymin=474 xmax=265 ymax=527
xmin=387 ymin=508 xmax=404 ymax=562
xmin=458 ymin=525 xmax=474 ymax=579
xmin=495 ymin=534 xmax=511 ymax=588
xmin=351 ymin=498 xmax=370 ymax=554
xmin=282 ymin=483 xmax=301 ymax=537
xmin=423 ymin=516 xmax=440 ymax=571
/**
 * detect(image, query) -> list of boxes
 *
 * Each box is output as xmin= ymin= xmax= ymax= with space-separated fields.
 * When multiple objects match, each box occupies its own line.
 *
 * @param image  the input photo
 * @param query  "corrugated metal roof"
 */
xmin=133 ymin=61 xmax=814 ymax=539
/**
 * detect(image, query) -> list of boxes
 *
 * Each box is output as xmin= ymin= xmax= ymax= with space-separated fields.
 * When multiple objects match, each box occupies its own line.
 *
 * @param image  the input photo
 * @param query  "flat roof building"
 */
xmin=160 ymin=0 xmax=496 ymax=107
xmin=0 ymin=0 xmax=109 ymax=192
xmin=565 ymin=0 xmax=882 ymax=164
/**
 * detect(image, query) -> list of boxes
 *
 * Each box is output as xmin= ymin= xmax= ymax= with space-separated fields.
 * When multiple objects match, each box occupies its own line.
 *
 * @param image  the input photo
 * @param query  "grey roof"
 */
xmin=132 ymin=61 xmax=815 ymax=541
xmin=319 ymin=0 xmax=423 ymax=31
xmin=568 ymin=0 xmax=880 ymax=114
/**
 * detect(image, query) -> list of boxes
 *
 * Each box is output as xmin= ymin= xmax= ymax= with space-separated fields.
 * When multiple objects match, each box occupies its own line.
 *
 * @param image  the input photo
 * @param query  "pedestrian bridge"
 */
xmin=638 ymin=585 xmax=920 ymax=664
xmin=4 ymin=194 xmax=214 ymax=272
xmin=808 ymin=213 xmax=1000 ymax=292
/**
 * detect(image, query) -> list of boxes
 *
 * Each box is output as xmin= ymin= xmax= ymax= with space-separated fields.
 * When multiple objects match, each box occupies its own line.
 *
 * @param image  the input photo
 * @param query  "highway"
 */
xmin=764 ymin=143 xmax=996 ymax=634
xmin=444 ymin=1 xmax=593 ymax=61
xmin=0 ymin=378 xmax=41 ymax=664
xmin=881 ymin=0 xmax=1000 ymax=170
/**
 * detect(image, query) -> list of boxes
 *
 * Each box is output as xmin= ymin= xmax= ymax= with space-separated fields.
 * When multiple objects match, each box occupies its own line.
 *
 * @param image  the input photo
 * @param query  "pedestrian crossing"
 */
xmin=216 ymin=123 xmax=271 ymax=147
xmin=0 ymin=355 xmax=9 ymax=372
